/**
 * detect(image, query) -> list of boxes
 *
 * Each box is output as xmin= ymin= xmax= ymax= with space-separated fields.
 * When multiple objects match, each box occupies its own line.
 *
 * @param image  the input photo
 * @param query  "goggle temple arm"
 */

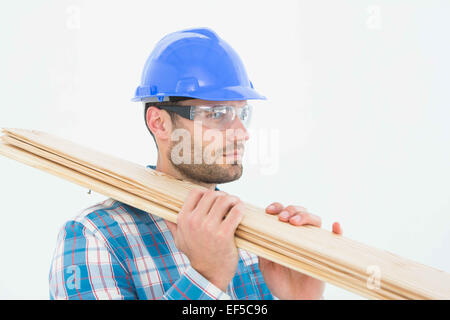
xmin=153 ymin=105 xmax=193 ymax=120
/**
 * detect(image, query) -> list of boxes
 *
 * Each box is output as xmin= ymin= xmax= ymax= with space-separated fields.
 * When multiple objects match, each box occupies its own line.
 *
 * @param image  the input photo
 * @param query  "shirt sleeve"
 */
xmin=49 ymin=220 xmax=137 ymax=300
xmin=49 ymin=220 xmax=231 ymax=300
xmin=240 ymin=250 xmax=276 ymax=300
xmin=162 ymin=266 xmax=231 ymax=300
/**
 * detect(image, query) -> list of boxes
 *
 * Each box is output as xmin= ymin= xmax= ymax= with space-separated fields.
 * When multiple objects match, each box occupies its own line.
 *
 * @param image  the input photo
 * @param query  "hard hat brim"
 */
xmin=132 ymin=85 xmax=267 ymax=102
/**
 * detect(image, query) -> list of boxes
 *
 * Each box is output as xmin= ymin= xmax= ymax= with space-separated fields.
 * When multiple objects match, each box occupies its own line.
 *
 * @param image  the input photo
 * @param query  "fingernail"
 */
xmin=291 ymin=215 xmax=302 ymax=223
xmin=267 ymin=205 xmax=275 ymax=211
xmin=279 ymin=211 xmax=289 ymax=219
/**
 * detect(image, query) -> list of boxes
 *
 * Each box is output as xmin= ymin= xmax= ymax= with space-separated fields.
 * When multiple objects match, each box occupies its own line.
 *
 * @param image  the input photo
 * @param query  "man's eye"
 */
xmin=207 ymin=111 xmax=226 ymax=119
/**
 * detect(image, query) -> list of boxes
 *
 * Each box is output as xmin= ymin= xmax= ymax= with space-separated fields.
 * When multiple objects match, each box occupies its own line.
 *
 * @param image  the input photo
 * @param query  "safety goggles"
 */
xmin=155 ymin=104 xmax=253 ymax=130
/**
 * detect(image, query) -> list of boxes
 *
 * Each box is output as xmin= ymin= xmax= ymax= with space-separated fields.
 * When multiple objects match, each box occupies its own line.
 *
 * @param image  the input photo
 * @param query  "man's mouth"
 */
xmin=222 ymin=148 xmax=244 ymax=159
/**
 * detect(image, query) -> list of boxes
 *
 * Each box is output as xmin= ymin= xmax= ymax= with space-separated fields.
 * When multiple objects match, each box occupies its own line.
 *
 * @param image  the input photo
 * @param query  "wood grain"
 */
xmin=1 ymin=128 xmax=449 ymax=299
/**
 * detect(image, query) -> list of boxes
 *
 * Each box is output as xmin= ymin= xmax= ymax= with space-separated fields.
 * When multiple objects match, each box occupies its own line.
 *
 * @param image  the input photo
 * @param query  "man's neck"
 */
xmin=155 ymin=159 xmax=217 ymax=190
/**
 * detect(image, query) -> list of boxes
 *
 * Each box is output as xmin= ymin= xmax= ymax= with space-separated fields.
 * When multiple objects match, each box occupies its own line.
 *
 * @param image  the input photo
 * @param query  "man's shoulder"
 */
xmin=62 ymin=198 xmax=162 ymax=237
xmin=70 ymin=198 xmax=122 ymax=226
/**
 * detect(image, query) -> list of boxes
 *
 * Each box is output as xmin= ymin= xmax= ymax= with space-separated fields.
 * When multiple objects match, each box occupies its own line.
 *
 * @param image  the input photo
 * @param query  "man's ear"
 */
xmin=146 ymin=106 xmax=172 ymax=140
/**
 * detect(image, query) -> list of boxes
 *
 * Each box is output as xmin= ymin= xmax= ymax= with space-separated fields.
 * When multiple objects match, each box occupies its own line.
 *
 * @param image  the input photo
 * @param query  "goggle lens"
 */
xmin=192 ymin=104 xmax=252 ymax=130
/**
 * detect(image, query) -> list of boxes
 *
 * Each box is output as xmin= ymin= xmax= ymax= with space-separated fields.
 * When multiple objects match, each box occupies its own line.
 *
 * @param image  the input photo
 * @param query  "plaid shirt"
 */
xmin=49 ymin=165 xmax=275 ymax=300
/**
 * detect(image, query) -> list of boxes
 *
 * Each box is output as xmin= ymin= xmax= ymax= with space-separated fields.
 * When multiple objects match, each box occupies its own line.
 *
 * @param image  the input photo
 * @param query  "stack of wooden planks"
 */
xmin=0 ymin=128 xmax=449 ymax=300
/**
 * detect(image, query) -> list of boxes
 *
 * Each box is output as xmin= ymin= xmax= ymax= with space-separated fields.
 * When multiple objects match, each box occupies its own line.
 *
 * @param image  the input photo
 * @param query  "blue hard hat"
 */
xmin=132 ymin=27 xmax=267 ymax=102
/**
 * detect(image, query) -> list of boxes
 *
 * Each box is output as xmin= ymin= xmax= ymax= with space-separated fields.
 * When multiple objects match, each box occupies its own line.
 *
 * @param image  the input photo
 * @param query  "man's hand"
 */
xmin=166 ymin=189 xmax=244 ymax=292
xmin=261 ymin=202 xmax=343 ymax=300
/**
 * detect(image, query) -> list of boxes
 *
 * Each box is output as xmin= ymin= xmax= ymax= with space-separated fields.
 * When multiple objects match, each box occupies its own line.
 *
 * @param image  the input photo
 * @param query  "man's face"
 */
xmin=167 ymin=99 xmax=250 ymax=184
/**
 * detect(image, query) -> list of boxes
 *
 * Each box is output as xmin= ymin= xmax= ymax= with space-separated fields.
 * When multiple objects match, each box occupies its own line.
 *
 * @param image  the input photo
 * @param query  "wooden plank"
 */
xmin=0 ymin=140 xmax=396 ymax=299
xmin=1 ymin=128 xmax=450 ymax=299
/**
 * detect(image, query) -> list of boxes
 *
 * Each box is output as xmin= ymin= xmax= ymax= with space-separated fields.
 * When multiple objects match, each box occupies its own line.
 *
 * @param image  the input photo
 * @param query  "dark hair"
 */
xmin=144 ymin=96 xmax=193 ymax=149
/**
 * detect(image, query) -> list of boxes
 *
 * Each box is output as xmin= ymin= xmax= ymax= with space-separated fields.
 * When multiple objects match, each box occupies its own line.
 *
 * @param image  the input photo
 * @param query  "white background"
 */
xmin=0 ymin=0 xmax=449 ymax=299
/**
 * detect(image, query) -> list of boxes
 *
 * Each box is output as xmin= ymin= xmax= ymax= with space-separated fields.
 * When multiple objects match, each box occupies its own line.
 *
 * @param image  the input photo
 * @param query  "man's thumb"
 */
xmin=166 ymin=220 xmax=177 ymax=235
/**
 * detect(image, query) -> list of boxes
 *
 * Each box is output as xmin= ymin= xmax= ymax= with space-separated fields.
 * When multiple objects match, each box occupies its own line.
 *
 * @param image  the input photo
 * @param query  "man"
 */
xmin=49 ymin=27 xmax=342 ymax=300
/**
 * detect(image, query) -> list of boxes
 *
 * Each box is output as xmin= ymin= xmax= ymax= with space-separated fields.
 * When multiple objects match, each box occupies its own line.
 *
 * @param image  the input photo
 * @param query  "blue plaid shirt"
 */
xmin=49 ymin=165 xmax=275 ymax=300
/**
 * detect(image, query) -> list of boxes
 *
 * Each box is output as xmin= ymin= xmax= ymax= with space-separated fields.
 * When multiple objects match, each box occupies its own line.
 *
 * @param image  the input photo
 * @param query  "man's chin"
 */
xmin=173 ymin=162 xmax=243 ymax=184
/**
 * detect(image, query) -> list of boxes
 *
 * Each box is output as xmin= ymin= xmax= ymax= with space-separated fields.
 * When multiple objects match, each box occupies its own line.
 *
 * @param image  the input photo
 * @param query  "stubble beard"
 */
xmin=168 ymin=138 xmax=244 ymax=184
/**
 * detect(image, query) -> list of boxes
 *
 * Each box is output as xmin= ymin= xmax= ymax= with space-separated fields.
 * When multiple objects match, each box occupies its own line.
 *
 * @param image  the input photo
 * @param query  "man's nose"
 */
xmin=228 ymin=117 xmax=250 ymax=142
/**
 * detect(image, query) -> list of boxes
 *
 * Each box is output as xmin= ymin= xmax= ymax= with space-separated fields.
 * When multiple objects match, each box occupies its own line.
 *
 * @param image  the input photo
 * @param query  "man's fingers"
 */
xmin=191 ymin=190 xmax=226 ymax=219
xmin=332 ymin=222 xmax=343 ymax=235
xmin=278 ymin=205 xmax=308 ymax=222
xmin=180 ymin=189 xmax=206 ymax=215
xmin=220 ymin=202 xmax=245 ymax=236
xmin=288 ymin=212 xmax=322 ymax=227
xmin=208 ymin=195 xmax=240 ymax=224
xmin=265 ymin=202 xmax=284 ymax=215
